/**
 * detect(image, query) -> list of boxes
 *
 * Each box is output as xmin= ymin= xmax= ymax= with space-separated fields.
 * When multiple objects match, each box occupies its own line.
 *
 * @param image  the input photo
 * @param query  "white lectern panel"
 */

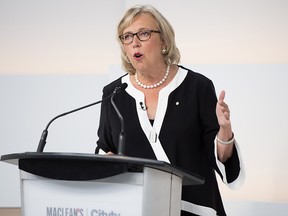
xmin=20 ymin=167 xmax=182 ymax=216
xmin=142 ymin=167 xmax=182 ymax=215
xmin=21 ymin=171 xmax=143 ymax=216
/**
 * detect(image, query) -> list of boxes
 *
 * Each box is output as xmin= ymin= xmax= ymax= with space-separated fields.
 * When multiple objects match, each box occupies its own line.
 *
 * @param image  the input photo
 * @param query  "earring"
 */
xmin=161 ymin=48 xmax=166 ymax=54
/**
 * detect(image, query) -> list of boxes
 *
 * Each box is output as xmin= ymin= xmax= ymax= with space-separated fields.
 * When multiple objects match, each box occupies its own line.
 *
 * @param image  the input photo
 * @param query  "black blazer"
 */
xmin=97 ymin=65 xmax=241 ymax=216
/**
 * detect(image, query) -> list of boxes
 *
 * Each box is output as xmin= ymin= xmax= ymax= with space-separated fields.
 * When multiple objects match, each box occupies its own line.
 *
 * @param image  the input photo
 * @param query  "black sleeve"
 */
xmin=198 ymin=78 xmax=220 ymax=171
xmin=223 ymin=144 xmax=241 ymax=183
xmin=199 ymin=78 xmax=241 ymax=181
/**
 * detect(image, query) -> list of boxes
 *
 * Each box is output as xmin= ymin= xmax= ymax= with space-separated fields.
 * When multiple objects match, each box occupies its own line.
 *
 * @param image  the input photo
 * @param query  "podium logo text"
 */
xmin=46 ymin=207 xmax=121 ymax=216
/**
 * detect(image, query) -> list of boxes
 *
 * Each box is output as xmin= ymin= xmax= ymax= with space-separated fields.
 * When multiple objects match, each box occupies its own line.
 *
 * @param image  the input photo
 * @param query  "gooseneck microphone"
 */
xmin=36 ymin=83 xmax=128 ymax=153
xmin=110 ymin=83 xmax=128 ymax=155
xmin=139 ymin=102 xmax=147 ymax=111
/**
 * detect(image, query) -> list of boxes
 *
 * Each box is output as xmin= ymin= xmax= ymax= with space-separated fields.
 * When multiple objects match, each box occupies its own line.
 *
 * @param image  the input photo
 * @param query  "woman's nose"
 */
xmin=132 ymin=35 xmax=141 ymax=48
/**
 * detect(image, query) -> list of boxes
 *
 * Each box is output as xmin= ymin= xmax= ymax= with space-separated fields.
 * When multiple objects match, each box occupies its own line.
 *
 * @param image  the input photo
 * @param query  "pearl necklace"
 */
xmin=135 ymin=65 xmax=170 ymax=89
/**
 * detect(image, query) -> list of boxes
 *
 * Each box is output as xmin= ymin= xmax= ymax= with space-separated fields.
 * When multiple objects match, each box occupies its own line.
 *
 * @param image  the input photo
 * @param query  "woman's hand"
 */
xmin=216 ymin=90 xmax=234 ymax=162
xmin=216 ymin=91 xmax=231 ymax=129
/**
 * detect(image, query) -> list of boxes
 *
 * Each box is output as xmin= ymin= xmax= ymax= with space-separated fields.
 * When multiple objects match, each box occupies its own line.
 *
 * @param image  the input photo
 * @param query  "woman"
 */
xmin=96 ymin=5 xmax=244 ymax=216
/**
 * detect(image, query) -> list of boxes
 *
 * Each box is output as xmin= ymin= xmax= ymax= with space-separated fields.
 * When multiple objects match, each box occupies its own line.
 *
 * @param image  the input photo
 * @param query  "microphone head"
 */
xmin=113 ymin=83 xmax=128 ymax=94
xmin=120 ymin=83 xmax=128 ymax=90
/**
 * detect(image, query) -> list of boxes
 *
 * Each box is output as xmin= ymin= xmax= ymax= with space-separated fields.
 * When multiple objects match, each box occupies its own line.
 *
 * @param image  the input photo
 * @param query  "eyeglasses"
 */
xmin=119 ymin=29 xmax=161 ymax=44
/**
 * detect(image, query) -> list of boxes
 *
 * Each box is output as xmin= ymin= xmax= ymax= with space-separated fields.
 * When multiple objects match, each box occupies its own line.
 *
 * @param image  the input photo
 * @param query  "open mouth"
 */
xmin=133 ymin=52 xmax=143 ymax=59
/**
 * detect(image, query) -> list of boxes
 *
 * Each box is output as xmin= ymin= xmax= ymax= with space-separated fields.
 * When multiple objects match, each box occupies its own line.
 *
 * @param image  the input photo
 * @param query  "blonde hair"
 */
xmin=117 ymin=5 xmax=181 ymax=74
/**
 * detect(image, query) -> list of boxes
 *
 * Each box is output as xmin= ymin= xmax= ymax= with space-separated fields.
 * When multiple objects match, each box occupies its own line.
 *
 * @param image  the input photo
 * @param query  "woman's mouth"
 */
xmin=133 ymin=52 xmax=143 ymax=59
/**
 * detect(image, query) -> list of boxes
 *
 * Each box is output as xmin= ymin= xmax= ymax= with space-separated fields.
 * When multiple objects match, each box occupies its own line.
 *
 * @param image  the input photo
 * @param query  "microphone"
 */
xmin=36 ymin=83 xmax=128 ymax=153
xmin=139 ymin=102 xmax=147 ymax=111
xmin=110 ymin=83 xmax=128 ymax=155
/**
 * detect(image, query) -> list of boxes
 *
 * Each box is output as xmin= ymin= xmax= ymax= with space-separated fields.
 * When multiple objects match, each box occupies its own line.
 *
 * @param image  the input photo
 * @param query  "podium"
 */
xmin=1 ymin=152 xmax=204 ymax=216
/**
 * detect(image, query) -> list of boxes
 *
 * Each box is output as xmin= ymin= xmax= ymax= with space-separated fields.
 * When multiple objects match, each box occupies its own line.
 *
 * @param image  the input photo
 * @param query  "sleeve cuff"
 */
xmin=214 ymin=138 xmax=245 ymax=190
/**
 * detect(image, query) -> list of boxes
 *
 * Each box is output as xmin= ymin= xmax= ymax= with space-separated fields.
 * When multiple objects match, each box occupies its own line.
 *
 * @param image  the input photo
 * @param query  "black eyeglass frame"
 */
xmin=119 ymin=29 xmax=161 ymax=44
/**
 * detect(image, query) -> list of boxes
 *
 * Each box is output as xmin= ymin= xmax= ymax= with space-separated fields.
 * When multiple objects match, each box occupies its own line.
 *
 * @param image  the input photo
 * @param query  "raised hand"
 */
xmin=216 ymin=90 xmax=234 ymax=161
xmin=216 ymin=90 xmax=231 ymax=128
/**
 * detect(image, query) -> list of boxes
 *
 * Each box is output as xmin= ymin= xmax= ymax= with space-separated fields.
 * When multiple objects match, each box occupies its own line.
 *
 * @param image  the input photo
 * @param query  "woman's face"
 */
xmin=122 ymin=13 xmax=165 ymax=72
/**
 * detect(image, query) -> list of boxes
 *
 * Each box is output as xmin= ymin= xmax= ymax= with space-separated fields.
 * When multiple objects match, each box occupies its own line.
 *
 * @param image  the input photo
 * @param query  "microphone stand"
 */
xmin=36 ymin=93 xmax=113 ymax=153
xmin=36 ymin=83 xmax=127 ymax=153
xmin=111 ymin=89 xmax=125 ymax=156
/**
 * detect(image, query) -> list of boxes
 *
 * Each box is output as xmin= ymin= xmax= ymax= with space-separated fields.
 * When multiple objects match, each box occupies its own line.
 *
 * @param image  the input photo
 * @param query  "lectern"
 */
xmin=1 ymin=152 xmax=204 ymax=216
